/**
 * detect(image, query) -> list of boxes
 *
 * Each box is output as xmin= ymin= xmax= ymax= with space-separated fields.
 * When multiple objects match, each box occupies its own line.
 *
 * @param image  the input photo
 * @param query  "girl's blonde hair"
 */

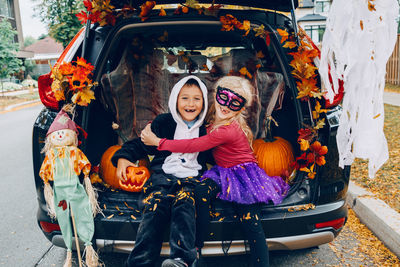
xmin=206 ymin=76 xmax=254 ymax=145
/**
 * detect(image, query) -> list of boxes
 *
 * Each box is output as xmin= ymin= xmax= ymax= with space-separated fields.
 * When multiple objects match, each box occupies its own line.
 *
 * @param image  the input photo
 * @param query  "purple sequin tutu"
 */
xmin=201 ymin=162 xmax=290 ymax=205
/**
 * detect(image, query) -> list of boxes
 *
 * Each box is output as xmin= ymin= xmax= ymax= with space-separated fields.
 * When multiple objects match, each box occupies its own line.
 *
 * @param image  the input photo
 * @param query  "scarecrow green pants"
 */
xmin=53 ymin=148 xmax=94 ymax=251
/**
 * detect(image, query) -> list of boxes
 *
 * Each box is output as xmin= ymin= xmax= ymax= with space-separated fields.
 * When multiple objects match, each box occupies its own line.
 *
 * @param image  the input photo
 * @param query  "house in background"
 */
xmin=25 ymin=36 xmax=64 ymax=78
xmin=296 ymin=0 xmax=331 ymax=45
xmin=0 ymin=0 xmax=34 ymax=62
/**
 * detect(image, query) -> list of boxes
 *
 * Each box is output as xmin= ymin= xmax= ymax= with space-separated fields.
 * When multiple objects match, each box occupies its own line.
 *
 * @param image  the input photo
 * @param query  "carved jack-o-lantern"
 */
xmin=119 ymin=166 xmax=150 ymax=192
xmin=100 ymin=145 xmax=150 ymax=191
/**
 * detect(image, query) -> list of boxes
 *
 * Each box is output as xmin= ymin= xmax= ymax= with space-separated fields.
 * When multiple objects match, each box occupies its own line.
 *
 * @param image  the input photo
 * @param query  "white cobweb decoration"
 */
xmin=318 ymin=0 xmax=399 ymax=178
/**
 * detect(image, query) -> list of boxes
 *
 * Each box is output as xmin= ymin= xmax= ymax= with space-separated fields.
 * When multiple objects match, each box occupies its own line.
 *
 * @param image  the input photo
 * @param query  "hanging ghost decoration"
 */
xmin=318 ymin=0 xmax=399 ymax=178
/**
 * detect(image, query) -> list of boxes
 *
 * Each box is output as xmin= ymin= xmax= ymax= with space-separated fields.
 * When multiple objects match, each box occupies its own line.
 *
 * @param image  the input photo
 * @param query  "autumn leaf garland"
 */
xmin=277 ymin=28 xmax=329 ymax=179
xmin=74 ymin=2 xmax=331 ymax=179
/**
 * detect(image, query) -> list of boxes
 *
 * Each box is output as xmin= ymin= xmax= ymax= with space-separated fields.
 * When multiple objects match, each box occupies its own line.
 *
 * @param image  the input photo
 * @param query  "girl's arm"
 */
xmin=141 ymin=123 xmax=230 ymax=153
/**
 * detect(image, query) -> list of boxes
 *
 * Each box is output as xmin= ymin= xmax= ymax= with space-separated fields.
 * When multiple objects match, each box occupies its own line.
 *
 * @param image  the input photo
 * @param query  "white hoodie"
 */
xmin=162 ymin=75 xmax=208 ymax=178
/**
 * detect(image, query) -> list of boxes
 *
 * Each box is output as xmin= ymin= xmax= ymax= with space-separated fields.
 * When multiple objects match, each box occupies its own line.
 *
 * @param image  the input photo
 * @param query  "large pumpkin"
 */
xmin=253 ymin=137 xmax=294 ymax=177
xmin=100 ymin=145 xmax=150 ymax=191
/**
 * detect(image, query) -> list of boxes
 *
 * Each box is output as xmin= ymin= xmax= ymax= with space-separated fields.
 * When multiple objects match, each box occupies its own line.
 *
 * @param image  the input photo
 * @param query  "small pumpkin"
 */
xmin=119 ymin=166 xmax=150 ymax=192
xmin=100 ymin=145 xmax=149 ymax=191
xmin=253 ymin=117 xmax=295 ymax=178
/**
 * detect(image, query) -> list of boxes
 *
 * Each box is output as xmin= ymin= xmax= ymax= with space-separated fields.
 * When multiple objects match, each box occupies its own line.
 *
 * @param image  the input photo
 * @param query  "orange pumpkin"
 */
xmin=119 ymin=166 xmax=150 ymax=192
xmin=252 ymin=118 xmax=294 ymax=177
xmin=100 ymin=145 xmax=150 ymax=191
xmin=253 ymin=137 xmax=294 ymax=177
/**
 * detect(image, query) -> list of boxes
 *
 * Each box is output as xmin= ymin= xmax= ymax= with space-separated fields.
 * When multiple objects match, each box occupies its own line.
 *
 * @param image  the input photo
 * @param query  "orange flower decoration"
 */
xmin=50 ymin=58 xmax=97 ymax=106
xmin=310 ymin=141 xmax=328 ymax=166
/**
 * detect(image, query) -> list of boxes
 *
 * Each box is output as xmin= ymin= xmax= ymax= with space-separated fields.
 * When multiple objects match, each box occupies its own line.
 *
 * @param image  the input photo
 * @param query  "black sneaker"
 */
xmin=161 ymin=258 xmax=188 ymax=267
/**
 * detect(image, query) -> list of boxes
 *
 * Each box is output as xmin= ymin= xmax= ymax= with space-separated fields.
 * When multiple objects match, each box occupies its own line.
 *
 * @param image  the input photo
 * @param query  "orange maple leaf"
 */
xmin=290 ymin=60 xmax=317 ymax=80
xmin=276 ymin=28 xmax=289 ymax=43
xmin=368 ymin=1 xmax=376 ymax=11
xmin=296 ymin=78 xmax=319 ymax=100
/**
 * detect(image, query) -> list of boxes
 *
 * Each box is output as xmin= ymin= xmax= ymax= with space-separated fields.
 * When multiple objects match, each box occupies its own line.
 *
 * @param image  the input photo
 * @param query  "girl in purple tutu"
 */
xmin=141 ymin=76 xmax=289 ymax=267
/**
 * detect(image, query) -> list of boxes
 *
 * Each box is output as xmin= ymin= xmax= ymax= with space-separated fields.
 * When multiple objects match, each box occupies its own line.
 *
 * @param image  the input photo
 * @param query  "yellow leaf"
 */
xmin=131 ymin=215 xmax=136 ymax=220
xmin=283 ymin=41 xmax=297 ymax=49
xmin=314 ymin=118 xmax=326 ymax=130
xmin=298 ymin=139 xmax=310 ymax=151
xmin=71 ymin=88 xmax=95 ymax=106
xmin=253 ymin=24 xmax=265 ymax=37
xmin=107 ymin=214 xmax=114 ymax=219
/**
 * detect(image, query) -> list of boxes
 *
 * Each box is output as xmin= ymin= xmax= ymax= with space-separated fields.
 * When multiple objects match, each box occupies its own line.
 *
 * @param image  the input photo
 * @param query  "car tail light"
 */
xmin=38 ymin=73 xmax=59 ymax=110
xmin=40 ymin=221 xmax=61 ymax=233
xmin=315 ymin=217 xmax=346 ymax=230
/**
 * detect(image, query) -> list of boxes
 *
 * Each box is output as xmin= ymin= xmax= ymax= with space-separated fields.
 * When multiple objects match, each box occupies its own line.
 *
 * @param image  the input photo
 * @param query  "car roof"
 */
xmin=112 ymin=0 xmax=298 ymax=12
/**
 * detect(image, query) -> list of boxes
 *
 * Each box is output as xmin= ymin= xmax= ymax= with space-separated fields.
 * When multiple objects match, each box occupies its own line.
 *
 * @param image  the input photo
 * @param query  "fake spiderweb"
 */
xmin=318 ymin=0 xmax=399 ymax=178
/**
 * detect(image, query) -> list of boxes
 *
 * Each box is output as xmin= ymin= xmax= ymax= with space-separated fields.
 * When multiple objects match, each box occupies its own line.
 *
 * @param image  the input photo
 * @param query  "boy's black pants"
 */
xmin=194 ymin=178 xmax=270 ymax=267
xmin=126 ymin=177 xmax=197 ymax=267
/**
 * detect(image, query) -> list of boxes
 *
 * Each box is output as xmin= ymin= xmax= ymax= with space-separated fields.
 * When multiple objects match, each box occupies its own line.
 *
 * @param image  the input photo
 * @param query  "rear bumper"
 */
xmin=40 ymin=199 xmax=347 ymax=255
xmin=94 ymin=231 xmax=334 ymax=256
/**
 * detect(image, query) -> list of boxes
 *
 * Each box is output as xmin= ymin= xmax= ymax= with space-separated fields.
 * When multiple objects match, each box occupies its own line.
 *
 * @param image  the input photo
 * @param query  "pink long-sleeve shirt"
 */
xmin=158 ymin=121 xmax=256 ymax=168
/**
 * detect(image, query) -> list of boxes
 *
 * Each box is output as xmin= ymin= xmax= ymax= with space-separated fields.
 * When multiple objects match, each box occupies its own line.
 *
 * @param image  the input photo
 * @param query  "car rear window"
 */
xmin=98 ymin=25 xmax=287 ymax=143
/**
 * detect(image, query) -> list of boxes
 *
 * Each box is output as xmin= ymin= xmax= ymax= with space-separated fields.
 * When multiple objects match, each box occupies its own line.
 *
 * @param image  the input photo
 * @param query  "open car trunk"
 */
xmin=79 ymin=11 xmax=319 ymax=244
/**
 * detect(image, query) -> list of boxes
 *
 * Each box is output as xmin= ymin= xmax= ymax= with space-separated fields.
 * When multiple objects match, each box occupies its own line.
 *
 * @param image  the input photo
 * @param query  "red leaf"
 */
xmin=58 ymin=200 xmax=68 ymax=211
xmin=76 ymin=11 xmax=89 ymax=24
xmin=297 ymin=128 xmax=315 ymax=142
xmin=265 ymin=32 xmax=271 ymax=46
xmin=83 ymin=0 xmax=92 ymax=10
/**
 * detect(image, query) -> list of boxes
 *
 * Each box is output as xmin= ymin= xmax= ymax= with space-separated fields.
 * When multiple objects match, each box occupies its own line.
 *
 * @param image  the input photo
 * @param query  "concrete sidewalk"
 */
xmin=347 ymin=182 xmax=400 ymax=257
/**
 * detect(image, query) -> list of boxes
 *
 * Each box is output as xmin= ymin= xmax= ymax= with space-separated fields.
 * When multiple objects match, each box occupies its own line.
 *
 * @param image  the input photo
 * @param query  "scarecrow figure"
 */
xmin=39 ymin=109 xmax=101 ymax=267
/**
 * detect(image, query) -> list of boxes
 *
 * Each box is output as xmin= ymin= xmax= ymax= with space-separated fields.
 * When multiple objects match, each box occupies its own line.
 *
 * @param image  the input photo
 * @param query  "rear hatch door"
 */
xmin=112 ymin=0 xmax=298 ymax=12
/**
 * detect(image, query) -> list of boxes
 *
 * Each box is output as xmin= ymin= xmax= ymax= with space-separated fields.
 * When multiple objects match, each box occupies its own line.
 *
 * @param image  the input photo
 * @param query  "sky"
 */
xmin=19 ymin=0 xmax=48 ymax=39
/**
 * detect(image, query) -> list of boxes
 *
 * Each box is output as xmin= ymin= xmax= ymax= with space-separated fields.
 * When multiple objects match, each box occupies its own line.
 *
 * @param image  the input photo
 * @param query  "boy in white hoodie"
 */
xmin=112 ymin=75 xmax=210 ymax=267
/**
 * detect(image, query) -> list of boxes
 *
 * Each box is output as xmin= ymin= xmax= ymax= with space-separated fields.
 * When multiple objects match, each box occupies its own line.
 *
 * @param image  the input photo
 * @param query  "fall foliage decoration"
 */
xmin=119 ymin=166 xmax=151 ymax=192
xmin=76 ymin=0 xmax=117 ymax=26
xmin=50 ymin=57 xmax=97 ymax=106
xmin=252 ymin=117 xmax=295 ymax=178
xmin=220 ymin=14 xmax=250 ymax=36
xmin=99 ymin=145 xmax=150 ymax=191
xmin=277 ymin=27 xmax=329 ymax=179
